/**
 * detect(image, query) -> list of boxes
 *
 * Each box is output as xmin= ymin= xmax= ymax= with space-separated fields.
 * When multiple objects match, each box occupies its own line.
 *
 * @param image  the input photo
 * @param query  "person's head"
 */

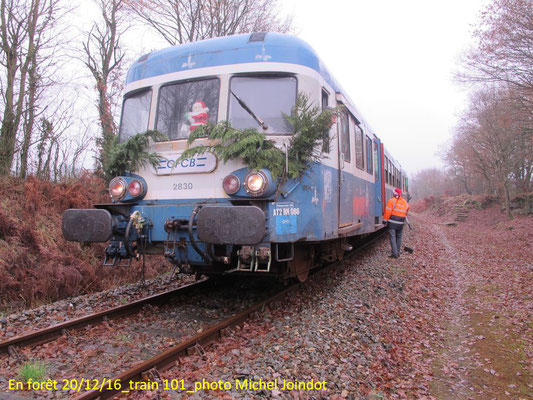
xmin=394 ymin=188 xmax=402 ymax=198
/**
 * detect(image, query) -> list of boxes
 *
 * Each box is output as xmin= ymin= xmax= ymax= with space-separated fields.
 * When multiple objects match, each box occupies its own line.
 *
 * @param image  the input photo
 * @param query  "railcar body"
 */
xmin=62 ymin=32 xmax=408 ymax=281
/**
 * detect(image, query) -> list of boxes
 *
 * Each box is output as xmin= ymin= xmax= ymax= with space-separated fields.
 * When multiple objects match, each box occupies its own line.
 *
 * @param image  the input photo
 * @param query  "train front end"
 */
xmin=62 ymin=33 xmax=330 ymax=280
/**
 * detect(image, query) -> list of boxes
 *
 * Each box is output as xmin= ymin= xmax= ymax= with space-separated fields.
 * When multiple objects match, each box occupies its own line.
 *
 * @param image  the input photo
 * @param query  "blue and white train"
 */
xmin=62 ymin=32 xmax=409 ymax=281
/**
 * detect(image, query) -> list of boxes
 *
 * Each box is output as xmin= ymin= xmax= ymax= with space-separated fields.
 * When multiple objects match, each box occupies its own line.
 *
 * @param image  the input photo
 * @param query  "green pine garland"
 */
xmin=105 ymin=130 xmax=168 ymax=178
xmin=180 ymin=93 xmax=338 ymax=180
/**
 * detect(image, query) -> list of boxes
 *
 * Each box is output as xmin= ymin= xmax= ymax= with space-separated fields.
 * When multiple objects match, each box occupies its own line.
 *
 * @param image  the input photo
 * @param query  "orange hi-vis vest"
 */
xmin=384 ymin=196 xmax=409 ymax=225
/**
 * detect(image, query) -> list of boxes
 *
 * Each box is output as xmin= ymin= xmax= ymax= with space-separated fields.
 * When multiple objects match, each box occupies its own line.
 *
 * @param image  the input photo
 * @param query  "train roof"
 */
xmin=126 ymin=32 xmax=342 ymax=90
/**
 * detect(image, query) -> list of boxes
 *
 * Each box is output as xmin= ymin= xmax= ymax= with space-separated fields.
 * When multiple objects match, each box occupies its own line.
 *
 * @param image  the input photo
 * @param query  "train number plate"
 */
xmin=272 ymin=207 xmax=300 ymax=216
xmin=273 ymin=202 xmax=299 ymax=235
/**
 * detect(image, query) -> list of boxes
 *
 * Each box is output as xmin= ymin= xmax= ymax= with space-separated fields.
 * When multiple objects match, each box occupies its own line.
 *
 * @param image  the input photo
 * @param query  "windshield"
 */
xmin=156 ymin=78 xmax=219 ymax=140
xmin=229 ymin=76 xmax=296 ymax=134
xmin=119 ymin=90 xmax=152 ymax=142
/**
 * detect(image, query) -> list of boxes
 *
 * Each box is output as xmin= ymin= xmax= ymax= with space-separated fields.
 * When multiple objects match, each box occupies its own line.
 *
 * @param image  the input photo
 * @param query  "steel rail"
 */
xmin=73 ymin=283 xmax=299 ymax=400
xmin=0 ymin=280 xmax=211 ymax=354
xmin=73 ymin=230 xmax=386 ymax=400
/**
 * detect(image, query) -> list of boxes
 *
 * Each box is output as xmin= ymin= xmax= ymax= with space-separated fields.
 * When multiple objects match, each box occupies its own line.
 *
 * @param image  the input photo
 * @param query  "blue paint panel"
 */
xmin=125 ymin=33 xmax=344 ymax=94
xmin=276 ymin=215 xmax=297 ymax=235
xmin=266 ymin=162 xmax=382 ymax=243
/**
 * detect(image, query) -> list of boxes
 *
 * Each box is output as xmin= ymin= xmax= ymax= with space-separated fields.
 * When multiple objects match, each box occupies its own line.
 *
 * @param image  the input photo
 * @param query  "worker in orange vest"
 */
xmin=383 ymin=188 xmax=410 ymax=258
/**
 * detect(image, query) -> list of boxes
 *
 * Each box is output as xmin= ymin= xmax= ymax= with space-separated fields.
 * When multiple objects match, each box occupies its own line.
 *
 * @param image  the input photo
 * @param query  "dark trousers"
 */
xmin=388 ymin=224 xmax=404 ymax=257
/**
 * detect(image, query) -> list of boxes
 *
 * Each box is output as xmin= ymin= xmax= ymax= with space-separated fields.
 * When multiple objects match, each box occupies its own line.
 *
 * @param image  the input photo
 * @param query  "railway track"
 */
xmin=0 ymin=231 xmax=385 ymax=399
xmin=0 ymin=279 xmax=211 ymax=354
xmin=70 ymin=230 xmax=386 ymax=400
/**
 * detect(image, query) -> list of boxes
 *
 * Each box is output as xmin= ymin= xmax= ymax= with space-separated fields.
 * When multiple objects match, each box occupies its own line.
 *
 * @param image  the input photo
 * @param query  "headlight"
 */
xmin=127 ymin=179 xmax=144 ymax=198
xmin=244 ymin=171 xmax=267 ymax=196
xmin=223 ymin=174 xmax=240 ymax=195
xmin=109 ymin=177 xmax=126 ymax=200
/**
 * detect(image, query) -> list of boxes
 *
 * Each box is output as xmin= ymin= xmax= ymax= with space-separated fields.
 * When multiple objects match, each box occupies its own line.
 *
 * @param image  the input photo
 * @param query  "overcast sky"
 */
xmin=76 ymin=0 xmax=490 ymax=175
xmin=283 ymin=0 xmax=489 ymax=174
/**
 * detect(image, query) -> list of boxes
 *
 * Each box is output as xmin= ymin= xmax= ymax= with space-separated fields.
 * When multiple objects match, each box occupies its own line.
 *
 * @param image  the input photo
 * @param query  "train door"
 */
xmin=338 ymin=111 xmax=353 ymax=229
xmin=373 ymin=139 xmax=384 ymax=225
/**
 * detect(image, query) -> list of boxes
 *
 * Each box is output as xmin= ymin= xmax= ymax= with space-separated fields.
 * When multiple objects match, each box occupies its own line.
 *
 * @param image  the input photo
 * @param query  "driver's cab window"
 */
xmin=156 ymin=78 xmax=219 ymax=140
xmin=228 ymin=76 xmax=296 ymax=134
xmin=119 ymin=90 xmax=152 ymax=142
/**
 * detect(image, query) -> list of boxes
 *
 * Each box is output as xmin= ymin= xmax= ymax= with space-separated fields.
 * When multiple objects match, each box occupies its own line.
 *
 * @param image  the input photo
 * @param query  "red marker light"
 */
xmin=223 ymin=175 xmax=240 ymax=195
xmin=128 ymin=179 xmax=144 ymax=197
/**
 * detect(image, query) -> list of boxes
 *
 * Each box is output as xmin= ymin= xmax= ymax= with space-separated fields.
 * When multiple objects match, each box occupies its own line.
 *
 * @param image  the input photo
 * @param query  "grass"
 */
xmin=117 ymin=333 xmax=130 ymax=343
xmin=368 ymin=390 xmax=386 ymax=399
xmin=466 ymin=308 xmax=531 ymax=398
xmin=18 ymin=360 xmax=47 ymax=382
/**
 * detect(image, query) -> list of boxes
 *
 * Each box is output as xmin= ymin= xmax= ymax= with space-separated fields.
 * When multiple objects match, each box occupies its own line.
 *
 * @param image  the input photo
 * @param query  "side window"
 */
xmin=396 ymin=168 xmax=400 ymax=187
xmin=373 ymin=142 xmax=378 ymax=179
xmin=322 ymin=89 xmax=329 ymax=110
xmin=340 ymin=112 xmax=351 ymax=162
xmin=354 ymin=123 xmax=364 ymax=170
xmin=396 ymin=168 xmax=399 ymax=187
xmin=366 ymin=136 xmax=373 ymax=175
xmin=384 ymin=157 xmax=389 ymax=184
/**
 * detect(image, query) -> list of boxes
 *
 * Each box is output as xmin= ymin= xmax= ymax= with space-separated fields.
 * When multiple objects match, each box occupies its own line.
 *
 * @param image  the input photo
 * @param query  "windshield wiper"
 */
xmin=230 ymin=90 xmax=268 ymax=130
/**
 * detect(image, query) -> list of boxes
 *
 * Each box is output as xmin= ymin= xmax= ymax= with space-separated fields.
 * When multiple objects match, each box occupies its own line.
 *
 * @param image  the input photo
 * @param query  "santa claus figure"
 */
xmin=186 ymin=100 xmax=209 ymax=132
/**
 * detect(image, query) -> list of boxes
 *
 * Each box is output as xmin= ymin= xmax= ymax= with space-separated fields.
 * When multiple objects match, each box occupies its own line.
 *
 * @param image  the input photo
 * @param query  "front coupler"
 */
xmin=62 ymin=207 xmax=152 ymax=267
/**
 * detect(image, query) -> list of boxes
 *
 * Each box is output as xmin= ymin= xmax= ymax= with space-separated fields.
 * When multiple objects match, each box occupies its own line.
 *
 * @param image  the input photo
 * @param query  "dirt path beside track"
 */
xmin=411 ymin=210 xmax=532 ymax=400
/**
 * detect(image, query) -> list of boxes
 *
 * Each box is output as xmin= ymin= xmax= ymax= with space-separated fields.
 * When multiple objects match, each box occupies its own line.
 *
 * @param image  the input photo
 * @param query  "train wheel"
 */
xmin=290 ymin=245 xmax=313 ymax=282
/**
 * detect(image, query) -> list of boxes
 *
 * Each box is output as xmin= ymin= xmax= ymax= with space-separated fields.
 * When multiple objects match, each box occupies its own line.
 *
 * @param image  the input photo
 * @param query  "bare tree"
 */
xmin=0 ymin=0 xmax=62 ymax=175
xmin=458 ymin=0 xmax=533 ymax=104
xmin=447 ymin=113 xmax=498 ymax=194
xmin=35 ymin=117 xmax=53 ymax=178
xmin=19 ymin=49 xmax=41 ymax=178
xmin=82 ymin=0 xmax=127 ymax=176
xmin=445 ymin=85 xmax=532 ymax=218
xmin=410 ymin=168 xmax=462 ymax=200
xmin=18 ymin=19 xmax=61 ymax=178
xmin=32 ymin=101 xmax=86 ymax=181
xmin=127 ymin=0 xmax=294 ymax=46
xmin=450 ymin=0 xmax=533 ymax=216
